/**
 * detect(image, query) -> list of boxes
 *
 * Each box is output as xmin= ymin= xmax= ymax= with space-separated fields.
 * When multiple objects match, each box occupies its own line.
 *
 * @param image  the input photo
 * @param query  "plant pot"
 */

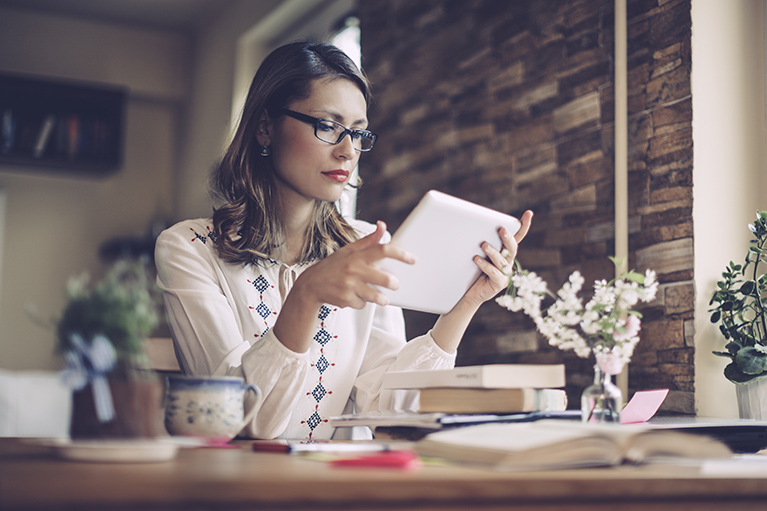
xmin=735 ymin=378 xmax=767 ymax=420
xmin=69 ymin=373 xmax=164 ymax=439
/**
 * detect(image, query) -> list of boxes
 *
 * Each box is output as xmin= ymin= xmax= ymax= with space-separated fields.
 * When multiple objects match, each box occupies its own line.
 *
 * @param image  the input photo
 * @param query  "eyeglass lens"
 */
xmin=315 ymin=120 xmax=376 ymax=151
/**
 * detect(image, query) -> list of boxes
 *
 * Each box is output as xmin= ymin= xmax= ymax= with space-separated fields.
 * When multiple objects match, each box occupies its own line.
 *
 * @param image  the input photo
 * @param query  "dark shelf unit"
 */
xmin=0 ymin=72 xmax=126 ymax=175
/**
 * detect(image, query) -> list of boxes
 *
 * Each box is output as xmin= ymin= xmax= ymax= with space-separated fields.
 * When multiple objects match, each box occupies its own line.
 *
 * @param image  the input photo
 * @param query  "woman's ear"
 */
xmin=255 ymin=109 xmax=272 ymax=147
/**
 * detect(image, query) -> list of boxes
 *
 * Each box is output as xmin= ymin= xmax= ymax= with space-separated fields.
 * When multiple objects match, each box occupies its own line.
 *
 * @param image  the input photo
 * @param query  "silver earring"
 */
xmin=260 ymin=145 xmax=270 ymax=157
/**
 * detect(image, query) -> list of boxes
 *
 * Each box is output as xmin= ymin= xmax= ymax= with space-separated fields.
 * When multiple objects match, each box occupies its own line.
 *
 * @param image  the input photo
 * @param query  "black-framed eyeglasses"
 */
xmin=279 ymin=108 xmax=377 ymax=152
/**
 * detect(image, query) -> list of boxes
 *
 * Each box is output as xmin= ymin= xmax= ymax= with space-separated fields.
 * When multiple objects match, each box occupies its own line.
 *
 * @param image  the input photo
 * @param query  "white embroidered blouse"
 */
xmin=154 ymin=218 xmax=456 ymax=440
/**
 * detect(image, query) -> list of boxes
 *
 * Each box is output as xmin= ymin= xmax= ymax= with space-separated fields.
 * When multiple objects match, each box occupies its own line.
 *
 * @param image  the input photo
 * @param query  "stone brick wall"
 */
xmin=357 ymin=0 xmax=694 ymax=414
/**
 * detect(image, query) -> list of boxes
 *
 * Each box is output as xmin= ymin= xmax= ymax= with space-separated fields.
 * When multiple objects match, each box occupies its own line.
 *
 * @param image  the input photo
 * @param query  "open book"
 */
xmin=414 ymin=420 xmax=733 ymax=470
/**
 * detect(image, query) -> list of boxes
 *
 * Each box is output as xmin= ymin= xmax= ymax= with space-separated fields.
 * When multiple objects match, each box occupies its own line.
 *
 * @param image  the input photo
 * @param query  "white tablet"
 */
xmin=379 ymin=190 xmax=521 ymax=315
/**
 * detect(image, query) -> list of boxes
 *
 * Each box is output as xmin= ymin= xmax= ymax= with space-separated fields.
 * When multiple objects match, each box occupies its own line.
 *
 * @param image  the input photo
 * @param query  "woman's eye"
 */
xmin=317 ymin=121 xmax=338 ymax=133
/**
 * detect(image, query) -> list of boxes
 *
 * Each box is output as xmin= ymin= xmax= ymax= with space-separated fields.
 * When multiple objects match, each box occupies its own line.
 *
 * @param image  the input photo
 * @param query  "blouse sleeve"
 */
xmin=351 ymin=304 xmax=457 ymax=414
xmin=154 ymin=224 xmax=310 ymax=439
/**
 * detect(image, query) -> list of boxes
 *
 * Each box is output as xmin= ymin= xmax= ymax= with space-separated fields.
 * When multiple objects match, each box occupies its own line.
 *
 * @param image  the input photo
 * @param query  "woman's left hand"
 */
xmin=430 ymin=210 xmax=533 ymax=354
xmin=461 ymin=210 xmax=534 ymax=307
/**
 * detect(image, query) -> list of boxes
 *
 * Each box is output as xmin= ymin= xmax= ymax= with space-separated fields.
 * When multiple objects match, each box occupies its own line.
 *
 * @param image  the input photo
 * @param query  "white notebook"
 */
xmin=380 ymin=190 xmax=521 ymax=315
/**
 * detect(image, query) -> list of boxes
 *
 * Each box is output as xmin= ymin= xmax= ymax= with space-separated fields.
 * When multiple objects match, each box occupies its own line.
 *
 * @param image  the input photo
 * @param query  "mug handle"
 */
xmin=239 ymin=383 xmax=264 ymax=431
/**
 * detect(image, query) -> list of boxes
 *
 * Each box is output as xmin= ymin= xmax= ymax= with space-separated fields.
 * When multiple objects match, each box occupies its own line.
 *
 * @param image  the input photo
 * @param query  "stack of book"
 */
xmin=382 ymin=363 xmax=568 ymax=414
xmin=329 ymin=364 xmax=570 ymax=439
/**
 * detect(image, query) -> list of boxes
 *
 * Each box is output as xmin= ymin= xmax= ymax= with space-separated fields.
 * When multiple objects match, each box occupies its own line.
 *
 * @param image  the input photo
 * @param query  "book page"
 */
xmin=415 ymin=422 xmax=622 ymax=468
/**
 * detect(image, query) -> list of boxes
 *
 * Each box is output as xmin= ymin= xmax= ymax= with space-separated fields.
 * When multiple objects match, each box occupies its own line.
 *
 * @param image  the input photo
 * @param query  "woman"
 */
xmin=155 ymin=41 xmax=533 ymax=440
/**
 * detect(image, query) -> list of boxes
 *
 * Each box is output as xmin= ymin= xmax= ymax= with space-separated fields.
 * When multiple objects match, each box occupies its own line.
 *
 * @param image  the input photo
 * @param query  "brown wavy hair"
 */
xmin=210 ymin=41 xmax=371 ymax=266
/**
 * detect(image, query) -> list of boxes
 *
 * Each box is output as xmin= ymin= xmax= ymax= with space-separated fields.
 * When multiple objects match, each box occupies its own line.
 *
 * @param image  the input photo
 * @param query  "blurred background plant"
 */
xmin=55 ymin=258 xmax=160 ymax=371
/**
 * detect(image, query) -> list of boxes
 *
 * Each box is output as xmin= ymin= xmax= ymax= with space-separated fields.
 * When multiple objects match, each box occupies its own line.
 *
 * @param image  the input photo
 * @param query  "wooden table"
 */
xmin=3 ymin=438 xmax=767 ymax=511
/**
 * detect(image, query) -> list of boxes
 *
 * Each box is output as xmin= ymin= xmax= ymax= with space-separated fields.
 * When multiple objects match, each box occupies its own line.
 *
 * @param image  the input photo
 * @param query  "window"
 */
xmin=332 ymin=16 xmax=361 ymax=68
xmin=332 ymin=15 xmax=362 ymax=219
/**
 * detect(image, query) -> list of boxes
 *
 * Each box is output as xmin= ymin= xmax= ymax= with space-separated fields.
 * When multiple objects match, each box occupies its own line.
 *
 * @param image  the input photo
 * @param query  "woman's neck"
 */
xmin=276 ymin=193 xmax=315 ymax=266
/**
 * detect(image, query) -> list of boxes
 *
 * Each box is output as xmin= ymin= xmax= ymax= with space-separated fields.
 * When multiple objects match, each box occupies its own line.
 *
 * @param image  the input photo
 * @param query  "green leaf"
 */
xmin=724 ymin=362 xmax=758 ymax=383
xmin=608 ymin=256 xmax=627 ymax=271
xmin=741 ymin=281 xmax=756 ymax=295
xmin=724 ymin=362 xmax=767 ymax=384
xmin=710 ymin=311 xmax=721 ymax=323
xmin=725 ymin=340 xmax=743 ymax=355
xmin=736 ymin=346 xmax=767 ymax=375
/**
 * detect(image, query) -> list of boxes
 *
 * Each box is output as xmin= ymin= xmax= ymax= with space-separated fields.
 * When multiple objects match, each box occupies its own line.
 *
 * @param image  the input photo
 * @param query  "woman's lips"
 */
xmin=322 ymin=169 xmax=350 ymax=182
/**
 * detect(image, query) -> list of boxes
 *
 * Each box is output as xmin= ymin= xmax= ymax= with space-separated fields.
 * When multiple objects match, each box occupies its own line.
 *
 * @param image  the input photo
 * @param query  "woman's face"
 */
xmin=267 ymin=77 xmax=368 ymax=207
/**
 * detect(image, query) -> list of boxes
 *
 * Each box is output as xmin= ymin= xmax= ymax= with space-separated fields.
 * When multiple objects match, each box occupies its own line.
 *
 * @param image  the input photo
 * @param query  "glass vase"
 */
xmin=581 ymin=364 xmax=622 ymax=424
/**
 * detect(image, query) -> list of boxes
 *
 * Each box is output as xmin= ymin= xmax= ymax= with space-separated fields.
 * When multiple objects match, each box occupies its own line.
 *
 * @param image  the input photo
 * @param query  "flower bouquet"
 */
xmin=496 ymin=256 xmax=658 ymax=422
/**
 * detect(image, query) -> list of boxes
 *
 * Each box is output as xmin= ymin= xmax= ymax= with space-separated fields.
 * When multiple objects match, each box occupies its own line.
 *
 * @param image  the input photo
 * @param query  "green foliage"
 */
xmin=56 ymin=259 xmax=160 ymax=363
xmin=710 ymin=211 xmax=767 ymax=384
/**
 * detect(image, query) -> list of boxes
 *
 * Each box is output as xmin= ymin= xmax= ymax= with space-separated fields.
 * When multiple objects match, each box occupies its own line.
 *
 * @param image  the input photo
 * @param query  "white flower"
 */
xmin=613 ymin=314 xmax=641 ymax=341
xmin=596 ymin=352 xmax=625 ymax=375
xmin=497 ymin=261 xmax=658 ymax=365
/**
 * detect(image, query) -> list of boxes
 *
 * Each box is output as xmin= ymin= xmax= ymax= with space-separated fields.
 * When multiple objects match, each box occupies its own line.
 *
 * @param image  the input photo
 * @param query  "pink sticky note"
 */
xmin=620 ymin=389 xmax=669 ymax=424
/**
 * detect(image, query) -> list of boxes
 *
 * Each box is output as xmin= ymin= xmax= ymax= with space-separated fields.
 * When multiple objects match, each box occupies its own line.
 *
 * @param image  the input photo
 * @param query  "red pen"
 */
xmin=252 ymin=440 xmax=292 ymax=453
xmin=329 ymin=450 xmax=420 ymax=470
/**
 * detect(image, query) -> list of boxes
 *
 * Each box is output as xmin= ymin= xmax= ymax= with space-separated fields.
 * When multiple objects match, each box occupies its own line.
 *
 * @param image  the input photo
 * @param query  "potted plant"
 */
xmin=54 ymin=258 xmax=165 ymax=439
xmin=710 ymin=211 xmax=767 ymax=418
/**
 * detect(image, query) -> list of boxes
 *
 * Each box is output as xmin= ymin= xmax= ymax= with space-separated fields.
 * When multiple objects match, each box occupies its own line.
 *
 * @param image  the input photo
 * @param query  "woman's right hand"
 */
xmin=273 ymin=221 xmax=414 ymax=353
xmin=294 ymin=221 xmax=415 ymax=310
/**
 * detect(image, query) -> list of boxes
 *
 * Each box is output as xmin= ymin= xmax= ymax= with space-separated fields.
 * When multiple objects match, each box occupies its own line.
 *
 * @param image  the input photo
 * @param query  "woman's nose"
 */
xmin=334 ymin=132 xmax=356 ymax=159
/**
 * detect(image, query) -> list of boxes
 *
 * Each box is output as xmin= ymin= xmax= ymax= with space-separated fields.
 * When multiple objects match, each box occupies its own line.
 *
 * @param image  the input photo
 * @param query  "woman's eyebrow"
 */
xmin=316 ymin=109 xmax=368 ymax=127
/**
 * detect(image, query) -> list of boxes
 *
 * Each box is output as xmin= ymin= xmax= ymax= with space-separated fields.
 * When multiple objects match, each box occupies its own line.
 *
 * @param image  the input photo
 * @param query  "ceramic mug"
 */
xmin=164 ymin=375 xmax=263 ymax=441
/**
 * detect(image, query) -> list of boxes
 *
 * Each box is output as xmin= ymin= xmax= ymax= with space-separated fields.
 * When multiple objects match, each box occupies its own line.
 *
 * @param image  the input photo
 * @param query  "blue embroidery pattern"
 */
xmin=189 ymin=225 xmax=218 ymax=244
xmin=301 ymin=304 xmax=337 ymax=439
xmin=248 ymin=275 xmax=277 ymax=337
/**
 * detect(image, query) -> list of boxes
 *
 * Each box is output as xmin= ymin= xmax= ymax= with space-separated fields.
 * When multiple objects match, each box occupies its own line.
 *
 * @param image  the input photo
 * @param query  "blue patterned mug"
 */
xmin=164 ymin=375 xmax=263 ymax=441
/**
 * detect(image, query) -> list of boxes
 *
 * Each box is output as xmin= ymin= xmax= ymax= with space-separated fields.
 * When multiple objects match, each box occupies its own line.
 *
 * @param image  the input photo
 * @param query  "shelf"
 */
xmin=0 ymin=72 xmax=126 ymax=175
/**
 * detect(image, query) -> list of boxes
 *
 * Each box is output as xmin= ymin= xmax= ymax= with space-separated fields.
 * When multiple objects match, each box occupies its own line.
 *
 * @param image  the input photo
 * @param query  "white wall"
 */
xmin=174 ymin=0 xmax=284 ymax=221
xmin=692 ymin=0 xmax=767 ymax=417
xmin=0 ymin=6 xmax=190 ymax=370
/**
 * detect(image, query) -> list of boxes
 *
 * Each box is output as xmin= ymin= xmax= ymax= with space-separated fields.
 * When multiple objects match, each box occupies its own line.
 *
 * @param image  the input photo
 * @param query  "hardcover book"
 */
xmin=383 ymin=364 xmax=566 ymax=390
xmin=419 ymin=387 xmax=567 ymax=414
xmin=328 ymin=410 xmax=582 ymax=441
